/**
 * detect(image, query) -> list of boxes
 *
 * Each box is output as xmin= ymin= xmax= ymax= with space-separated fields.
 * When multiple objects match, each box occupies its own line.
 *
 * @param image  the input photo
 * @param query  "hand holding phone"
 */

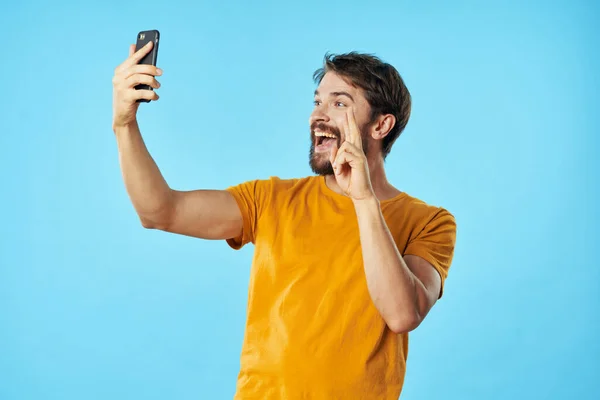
xmin=111 ymin=30 xmax=162 ymax=130
xmin=134 ymin=30 xmax=160 ymax=103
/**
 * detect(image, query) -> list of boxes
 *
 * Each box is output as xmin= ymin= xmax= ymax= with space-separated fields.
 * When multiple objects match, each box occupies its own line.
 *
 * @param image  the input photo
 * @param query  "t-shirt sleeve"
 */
xmin=404 ymin=207 xmax=457 ymax=299
xmin=224 ymin=178 xmax=272 ymax=250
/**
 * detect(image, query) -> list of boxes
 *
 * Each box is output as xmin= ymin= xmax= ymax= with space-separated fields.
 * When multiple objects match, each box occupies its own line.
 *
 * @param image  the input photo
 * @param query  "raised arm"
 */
xmin=111 ymin=42 xmax=242 ymax=240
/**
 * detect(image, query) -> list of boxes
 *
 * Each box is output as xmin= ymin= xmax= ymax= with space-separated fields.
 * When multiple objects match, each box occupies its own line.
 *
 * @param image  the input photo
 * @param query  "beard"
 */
xmin=308 ymin=121 xmax=370 ymax=176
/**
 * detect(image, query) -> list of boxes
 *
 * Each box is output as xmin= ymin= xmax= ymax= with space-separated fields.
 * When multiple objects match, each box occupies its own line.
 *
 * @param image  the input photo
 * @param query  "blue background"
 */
xmin=1 ymin=0 xmax=598 ymax=399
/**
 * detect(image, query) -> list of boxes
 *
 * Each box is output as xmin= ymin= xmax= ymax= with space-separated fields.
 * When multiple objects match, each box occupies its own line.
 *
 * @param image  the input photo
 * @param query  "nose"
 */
xmin=309 ymin=104 xmax=330 ymax=127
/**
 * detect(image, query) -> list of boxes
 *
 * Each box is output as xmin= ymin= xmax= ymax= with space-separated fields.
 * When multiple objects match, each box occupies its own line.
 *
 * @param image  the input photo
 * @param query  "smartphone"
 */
xmin=134 ymin=30 xmax=160 ymax=103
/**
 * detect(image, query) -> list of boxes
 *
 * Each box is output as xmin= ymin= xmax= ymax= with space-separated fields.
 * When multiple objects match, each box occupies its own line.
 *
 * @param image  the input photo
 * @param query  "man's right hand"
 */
xmin=112 ymin=41 xmax=162 ymax=131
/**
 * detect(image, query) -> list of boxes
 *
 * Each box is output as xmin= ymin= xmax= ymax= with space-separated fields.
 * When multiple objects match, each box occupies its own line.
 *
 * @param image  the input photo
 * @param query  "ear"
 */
xmin=371 ymin=113 xmax=396 ymax=140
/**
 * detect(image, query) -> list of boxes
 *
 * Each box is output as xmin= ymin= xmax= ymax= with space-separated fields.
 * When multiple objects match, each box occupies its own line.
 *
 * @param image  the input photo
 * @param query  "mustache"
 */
xmin=310 ymin=122 xmax=341 ymax=139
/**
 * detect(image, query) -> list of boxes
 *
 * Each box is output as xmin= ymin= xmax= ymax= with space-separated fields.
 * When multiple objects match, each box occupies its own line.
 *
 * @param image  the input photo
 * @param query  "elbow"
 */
xmin=138 ymin=200 xmax=175 ymax=231
xmin=140 ymin=216 xmax=157 ymax=229
xmin=386 ymin=311 xmax=422 ymax=334
xmin=139 ymin=215 xmax=169 ymax=230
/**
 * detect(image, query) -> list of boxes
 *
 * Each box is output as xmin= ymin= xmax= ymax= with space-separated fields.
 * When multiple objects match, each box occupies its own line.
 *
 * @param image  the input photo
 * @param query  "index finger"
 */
xmin=124 ymin=41 xmax=153 ymax=68
xmin=346 ymin=107 xmax=362 ymax=150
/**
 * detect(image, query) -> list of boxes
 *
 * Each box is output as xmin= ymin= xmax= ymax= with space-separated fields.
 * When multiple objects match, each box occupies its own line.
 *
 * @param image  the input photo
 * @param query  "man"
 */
xmin=112 ymin=41 xmax=456 ymax=399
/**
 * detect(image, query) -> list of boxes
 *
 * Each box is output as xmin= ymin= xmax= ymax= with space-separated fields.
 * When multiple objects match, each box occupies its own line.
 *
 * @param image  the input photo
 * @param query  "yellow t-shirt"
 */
xmin=226 ymin=175 xmax=456 ymax=399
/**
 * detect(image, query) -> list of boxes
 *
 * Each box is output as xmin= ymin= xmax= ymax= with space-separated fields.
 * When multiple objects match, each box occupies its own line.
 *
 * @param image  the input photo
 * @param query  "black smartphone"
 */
xmin=134 ymin=30 xmax=160 ymax=103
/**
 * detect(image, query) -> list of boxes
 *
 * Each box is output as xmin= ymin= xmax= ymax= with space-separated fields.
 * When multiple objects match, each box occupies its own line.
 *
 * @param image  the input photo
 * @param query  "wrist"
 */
xmin=113 ymin=120 xmax=139 ymax=136
xmin=352 ymin=194 xmax=380 ymax=215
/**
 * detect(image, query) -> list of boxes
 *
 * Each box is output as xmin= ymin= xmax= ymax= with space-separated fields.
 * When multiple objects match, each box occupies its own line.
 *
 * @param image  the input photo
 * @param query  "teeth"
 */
xmin=314 ymin=131 xmax=336 ymax=139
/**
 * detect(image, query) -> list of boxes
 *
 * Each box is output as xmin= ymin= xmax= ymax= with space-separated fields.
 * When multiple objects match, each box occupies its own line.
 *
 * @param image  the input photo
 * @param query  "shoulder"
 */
xmin=247 ymin=175 xmax=319 ymax=193
xmin=386 ymin=191 xmax=457 ymax=233
xmin=398 ymin=191 xmax=453 ymax=216
xmin=226 ymin=175 xmax=319 ymax=200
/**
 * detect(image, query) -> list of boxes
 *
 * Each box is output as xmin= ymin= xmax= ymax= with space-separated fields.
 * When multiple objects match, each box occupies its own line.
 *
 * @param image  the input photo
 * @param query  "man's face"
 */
xmin=309 ymin=72 xmax=372 ymax=175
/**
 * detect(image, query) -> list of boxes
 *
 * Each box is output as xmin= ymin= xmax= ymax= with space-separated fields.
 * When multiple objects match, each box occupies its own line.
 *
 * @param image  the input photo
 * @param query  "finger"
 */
xmin=122 ymin=64 xmax=163 ymax=79
xmin=335 ymin=144 xmax=365 ymax=167
xmin=125 ymin=41 xmax=154 ymax=68
xmin=334 ymin=149 xmax=359 ymax=172
xmin=332 ymin=149 xmax=345 ymax=175
xmin=115 ymin=41 xmax=152 ymax=75
xmin=337 ymin=141 xmax=361 ymax=157
xmin=333 ymin=145 xmax=346 ymax=167
xmin=115 ymin=42 xmax=153 ymax=75
xmin=126 ymin=89 xmax=159 ymax=102
xmin=332 ymin=143 xmax=343 ymax=172
xmin=329 ymin=140 xmax=339 ymax=166
xmin=124 ymin=74 xmax=161 ymax=89
xmin=343 ymin=109 xmax=352 ymax=145
xmin=336 ymin=151 xmax=361 ymax=168
xmin=348 ymin=107 xmax=362 ymax=150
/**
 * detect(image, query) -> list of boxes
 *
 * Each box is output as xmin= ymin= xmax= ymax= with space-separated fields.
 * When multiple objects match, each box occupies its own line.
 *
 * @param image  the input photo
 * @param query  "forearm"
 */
xmin=114 ymin=121 xmax=173 ymax=226
xmin=353 ymin=197 xmax=425 ymax=333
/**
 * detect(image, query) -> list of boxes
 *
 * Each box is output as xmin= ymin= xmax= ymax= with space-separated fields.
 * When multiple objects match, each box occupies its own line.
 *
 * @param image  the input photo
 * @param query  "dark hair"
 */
xmin=313 ymin=52 xmax=411 ymax=159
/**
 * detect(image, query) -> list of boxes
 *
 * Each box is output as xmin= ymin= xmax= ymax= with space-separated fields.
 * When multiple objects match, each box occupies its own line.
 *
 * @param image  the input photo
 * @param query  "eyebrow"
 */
xmin=314 ymin=90 xmax=355 ymax=102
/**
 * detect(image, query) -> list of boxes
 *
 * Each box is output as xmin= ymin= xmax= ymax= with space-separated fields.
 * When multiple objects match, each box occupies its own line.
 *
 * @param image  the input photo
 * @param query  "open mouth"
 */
xmin=314 ymin=131 xmax=338 ymax=151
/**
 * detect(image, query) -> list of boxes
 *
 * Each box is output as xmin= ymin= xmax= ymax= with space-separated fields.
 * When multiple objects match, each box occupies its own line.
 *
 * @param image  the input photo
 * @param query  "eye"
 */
xmin=334 ymin=101 xmax=346 ymax=107
xmin=313 ymin=100 xmax=321 ymax=106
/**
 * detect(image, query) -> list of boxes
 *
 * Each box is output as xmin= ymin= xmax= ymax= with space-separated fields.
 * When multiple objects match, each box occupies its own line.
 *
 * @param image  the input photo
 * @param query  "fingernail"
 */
xmin=156 ymin=68 xmax=163 ymax=75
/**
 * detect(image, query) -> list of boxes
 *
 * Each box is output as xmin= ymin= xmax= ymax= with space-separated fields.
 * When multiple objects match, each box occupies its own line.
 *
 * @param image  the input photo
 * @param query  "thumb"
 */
xmin=329 ymin=142 xmax=340 ymax=173
xmin=329 ymin=142 xmax=338 ymax=164
xmin=129 ymin=44 xmax=135 ymax=57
